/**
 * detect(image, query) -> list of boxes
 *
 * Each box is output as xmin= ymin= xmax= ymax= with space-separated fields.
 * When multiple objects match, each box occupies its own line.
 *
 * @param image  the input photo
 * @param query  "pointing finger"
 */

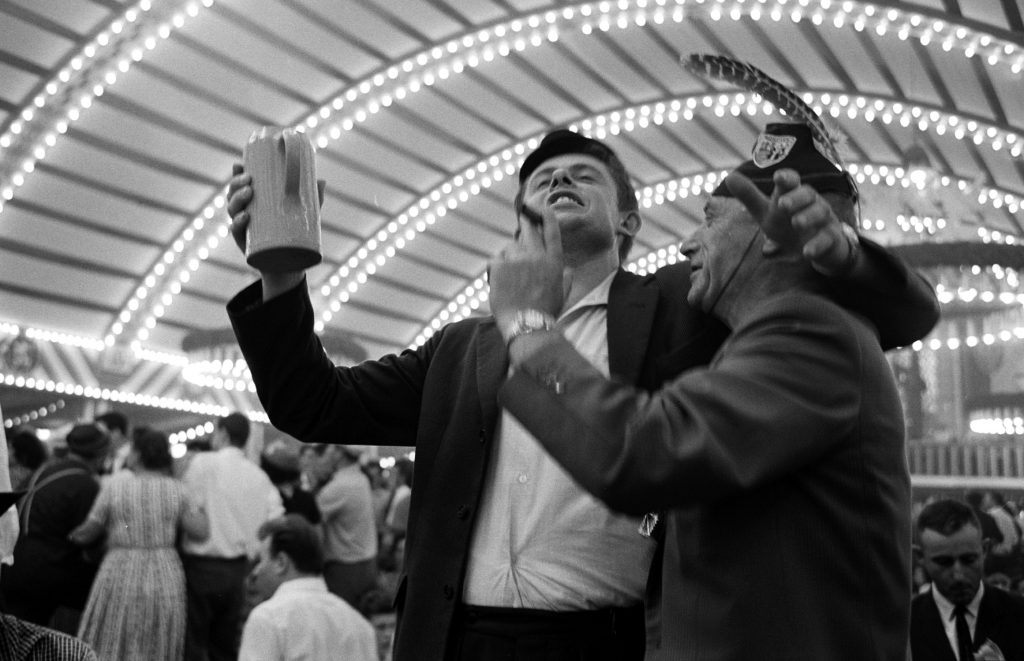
xmin=517 ymin=207 xmax=545 ymax=253
xmin=542 ymin=205 xmax=562 ymax=259
xmin=724 ymin=172 xmax=771 ymax=220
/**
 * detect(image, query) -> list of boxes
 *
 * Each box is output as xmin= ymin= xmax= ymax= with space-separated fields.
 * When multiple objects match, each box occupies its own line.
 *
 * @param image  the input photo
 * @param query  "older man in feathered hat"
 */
xmin=489 ymin=121 xmax=914 ymax=660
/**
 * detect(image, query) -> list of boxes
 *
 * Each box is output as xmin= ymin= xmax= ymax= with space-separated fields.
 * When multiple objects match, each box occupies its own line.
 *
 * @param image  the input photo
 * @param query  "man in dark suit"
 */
xmin=912 ymin=498 xmax=1024 ymax=661
xmin=1 ymin=423 xmax=110 ymax=632
xmin=489 ymin=123 xmax=914 ymax=660
xmin=0 ymin=490 xmax=100 ymax=661
xmin=225 ymin=128 xmax=938 ymax=661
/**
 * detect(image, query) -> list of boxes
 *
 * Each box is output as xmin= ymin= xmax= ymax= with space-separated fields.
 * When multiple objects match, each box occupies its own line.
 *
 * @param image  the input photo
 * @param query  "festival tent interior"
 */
xmin=1 ymin=0 xmax=1024 ymax=475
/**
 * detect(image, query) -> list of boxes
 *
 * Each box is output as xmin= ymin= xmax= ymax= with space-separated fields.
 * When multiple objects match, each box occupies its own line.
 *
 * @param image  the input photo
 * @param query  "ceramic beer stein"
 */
xmin=242 ymin=127 xmax=322 ymax=272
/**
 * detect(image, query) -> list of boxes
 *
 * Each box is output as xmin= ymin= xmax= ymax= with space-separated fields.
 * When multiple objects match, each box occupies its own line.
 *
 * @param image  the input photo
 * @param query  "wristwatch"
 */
xmin=505 ymin=309 xmax=556 ymax=348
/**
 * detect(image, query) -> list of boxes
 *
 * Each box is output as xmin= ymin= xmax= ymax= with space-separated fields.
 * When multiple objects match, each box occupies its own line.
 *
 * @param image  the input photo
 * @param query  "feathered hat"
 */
xmin=683 ymin=54 xmax=857 ymax=201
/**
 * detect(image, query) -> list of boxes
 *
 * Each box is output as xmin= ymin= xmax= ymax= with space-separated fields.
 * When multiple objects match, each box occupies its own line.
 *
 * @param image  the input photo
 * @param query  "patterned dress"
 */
xmin=77 ymin=472 xmax=191 ymax=661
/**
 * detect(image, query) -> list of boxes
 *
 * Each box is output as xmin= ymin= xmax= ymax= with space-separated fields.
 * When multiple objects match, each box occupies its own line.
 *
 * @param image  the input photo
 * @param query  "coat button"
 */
xmin=443 ymin=584 xmax=455 ymax=600
xmin=457 ymin=505 xmax=470 ymax=520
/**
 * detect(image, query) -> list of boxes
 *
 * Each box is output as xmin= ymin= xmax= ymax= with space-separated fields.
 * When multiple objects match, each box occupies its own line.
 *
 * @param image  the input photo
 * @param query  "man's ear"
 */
xmin=617 ymin=210 xmax=642 ymax=239
xmin=272 ymin=551 xmax=291 ymax=576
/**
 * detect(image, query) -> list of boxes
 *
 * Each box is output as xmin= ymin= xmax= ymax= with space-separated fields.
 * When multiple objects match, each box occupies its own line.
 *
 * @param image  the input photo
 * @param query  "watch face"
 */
xmin=508 ymin=310 xmax=555 ymax=345
xmin=522 ymin=310 xmax=549 ymax=329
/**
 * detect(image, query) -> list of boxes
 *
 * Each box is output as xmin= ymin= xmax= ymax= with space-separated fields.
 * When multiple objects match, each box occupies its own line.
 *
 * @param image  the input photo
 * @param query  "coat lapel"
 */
xmin=607 ymin=270 xmax=658 ymax=384
xmin=476 ymin=319 xmax=508 ymax=436
xmin=974 ymin=588 xmax=1007 ymax=654
xmin=915 ymin=592 xmax=958 ymax=661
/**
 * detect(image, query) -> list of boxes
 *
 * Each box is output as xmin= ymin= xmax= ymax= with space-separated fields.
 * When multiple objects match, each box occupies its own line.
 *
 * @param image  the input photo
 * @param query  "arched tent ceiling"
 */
xmin=1 ymin=0 xmax=1023 ymax=435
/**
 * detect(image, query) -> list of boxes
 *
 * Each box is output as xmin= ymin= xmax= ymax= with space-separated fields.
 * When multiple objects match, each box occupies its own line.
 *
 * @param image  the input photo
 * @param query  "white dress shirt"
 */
xmin=181 ymin=446 xmax=283 ymax=559
xmin=316 ymin=463 xmax=378 ymax=563
xmin=931 ymin=582 xmax=985 ymax=661
xmin=463 ymin=273 xmax=656 ymax=609
xmin=238 ymin=577 xmax=378 ymax=661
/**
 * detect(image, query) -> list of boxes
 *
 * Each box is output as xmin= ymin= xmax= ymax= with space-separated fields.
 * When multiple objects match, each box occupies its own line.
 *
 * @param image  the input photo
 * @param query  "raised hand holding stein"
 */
xmin=242 ymin=127 xmax=322 ymax=272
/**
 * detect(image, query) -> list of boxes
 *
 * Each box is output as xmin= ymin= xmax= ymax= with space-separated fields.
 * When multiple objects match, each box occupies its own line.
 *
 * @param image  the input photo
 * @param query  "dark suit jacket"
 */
xmin=1 ymin=457 xmax=101 ymax=617
xmin=911 ymin=587 xmax=1024 ymax=661
xmin=500 ymin=292 xmax=910 ymax=661
xmin=228 ymin=244 xmax=936 ymax=661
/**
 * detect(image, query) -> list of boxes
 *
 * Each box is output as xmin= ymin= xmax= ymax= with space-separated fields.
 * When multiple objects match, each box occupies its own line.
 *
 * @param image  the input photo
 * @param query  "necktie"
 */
xmin=953 ymin=604 xmax=974 ymax=661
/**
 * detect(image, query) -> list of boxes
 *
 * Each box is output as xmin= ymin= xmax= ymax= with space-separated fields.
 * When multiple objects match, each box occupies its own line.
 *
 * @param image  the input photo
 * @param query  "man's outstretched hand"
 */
xmin=726 ymin=169 xmax=857 ymax=275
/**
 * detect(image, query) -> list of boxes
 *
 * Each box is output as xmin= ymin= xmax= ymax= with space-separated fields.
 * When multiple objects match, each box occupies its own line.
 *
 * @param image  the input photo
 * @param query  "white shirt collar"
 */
xmin=273 ymin=576 xmax=329 ymax=597
xmin=931 ymin=580 xmax=984 ymax=622
xmin=559 ymin=270 xmax=616 ymax=321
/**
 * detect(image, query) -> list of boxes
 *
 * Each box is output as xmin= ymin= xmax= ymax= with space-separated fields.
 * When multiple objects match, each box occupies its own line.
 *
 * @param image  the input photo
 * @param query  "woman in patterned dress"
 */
xmin=71 ymin=427 xmax=208 ymax=660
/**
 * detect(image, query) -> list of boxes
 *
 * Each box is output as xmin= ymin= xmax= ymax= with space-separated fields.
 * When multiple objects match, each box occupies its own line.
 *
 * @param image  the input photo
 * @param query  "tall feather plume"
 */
xmin=683 ymin=53 xmax=848 ymax=169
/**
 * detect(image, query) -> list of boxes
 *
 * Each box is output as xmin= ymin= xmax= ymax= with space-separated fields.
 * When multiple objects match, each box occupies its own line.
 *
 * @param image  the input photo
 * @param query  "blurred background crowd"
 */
xmin=2 ymin=406 xmax=411 ymax=661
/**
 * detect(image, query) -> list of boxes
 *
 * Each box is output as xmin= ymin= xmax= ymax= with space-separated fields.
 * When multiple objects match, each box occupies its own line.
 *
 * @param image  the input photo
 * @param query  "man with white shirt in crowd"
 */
xmin=93 ymin=410 xmax=130 ymax=475
xmin=182 ymin=412 xmax=284 ymax=661
xmin=239 ymin=514 xmax=377 ymax=661
xmin=912 ymin=498 xmax=1024 ymax=661
xmin=313 ymin=444 xmax=378 ymax=608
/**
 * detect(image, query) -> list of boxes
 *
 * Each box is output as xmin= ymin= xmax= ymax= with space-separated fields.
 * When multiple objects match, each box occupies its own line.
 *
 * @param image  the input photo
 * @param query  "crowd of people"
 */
xmin=1 ymin=408 xmax=413 ymax=660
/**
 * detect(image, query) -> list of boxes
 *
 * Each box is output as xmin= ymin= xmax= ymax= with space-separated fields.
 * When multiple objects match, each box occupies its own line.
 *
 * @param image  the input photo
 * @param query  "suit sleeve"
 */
xmin=830 ymin=237 xmax=939 ymax=350
xmin=228 ymin=279 xmax=433 ymax=446
xmin=499 ymin=298 xmax=865 ymax=514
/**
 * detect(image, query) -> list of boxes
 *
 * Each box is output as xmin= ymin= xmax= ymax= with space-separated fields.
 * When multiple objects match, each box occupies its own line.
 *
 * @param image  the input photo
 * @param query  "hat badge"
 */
xmin=751 ymin=133 xmax=797 ymax=169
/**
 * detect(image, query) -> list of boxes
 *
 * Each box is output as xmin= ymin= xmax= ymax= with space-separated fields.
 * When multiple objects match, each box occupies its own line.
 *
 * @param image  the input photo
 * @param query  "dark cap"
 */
xmin=219 ymin=412 xmax=250 ymax=447
xmin=713 ymin=123 xmax=856 ymax=200
xmin=0 ymin=491 xmax=24 ymax=516
xmin=519 ymin=129 xmax=624 ymax=185
xmin=262 ymin=439 xmax=300 ymax=473
xmin=66 ymin=423 xmax=111 ymax=459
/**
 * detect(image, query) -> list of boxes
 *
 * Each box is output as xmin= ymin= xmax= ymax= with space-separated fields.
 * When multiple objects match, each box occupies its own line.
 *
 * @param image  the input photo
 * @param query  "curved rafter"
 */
xmin=0 ymin=0 xmax=1022 ymax=436
xmin=1 ymin=0 xmax=1022 ymax=355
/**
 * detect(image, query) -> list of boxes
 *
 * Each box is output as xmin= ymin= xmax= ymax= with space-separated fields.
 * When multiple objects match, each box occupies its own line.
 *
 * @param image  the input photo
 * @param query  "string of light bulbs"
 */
xmin=0 ymin=0 xmax=1022 ymax=366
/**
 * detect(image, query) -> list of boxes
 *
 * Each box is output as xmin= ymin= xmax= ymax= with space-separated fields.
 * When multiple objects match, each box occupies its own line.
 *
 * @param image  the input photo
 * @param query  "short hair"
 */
xmin=394 ymin=457 xmax=414 ymax=489
xmin=9 ymin=427 xmax=48 ymax=470
xmin=305 ymin=443 xmax=333 ymax=457
xmin=132 ymin=426 xmax=172 ymax=471
xmin=258 ymin=514 xmax=325 ymax=574
xmin=916 ymin=499 xmax=982 ymax=538
xmin=95 ymin=411 xmax=129 ymax=436
xmin=987 ymin=491 xmax=1007 ymax=508
xmin=218 ymin=412 xmax=250 ymax=448
xmin=515 ymin=131 xmax=640 ymax=263
xmin=260 ymin=456 xmax=300 ymax=485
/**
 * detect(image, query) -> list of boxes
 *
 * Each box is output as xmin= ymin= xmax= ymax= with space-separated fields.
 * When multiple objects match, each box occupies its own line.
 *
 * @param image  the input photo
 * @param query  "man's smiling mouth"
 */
xmin=547 ymin=191 xmax=583 ymax=206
